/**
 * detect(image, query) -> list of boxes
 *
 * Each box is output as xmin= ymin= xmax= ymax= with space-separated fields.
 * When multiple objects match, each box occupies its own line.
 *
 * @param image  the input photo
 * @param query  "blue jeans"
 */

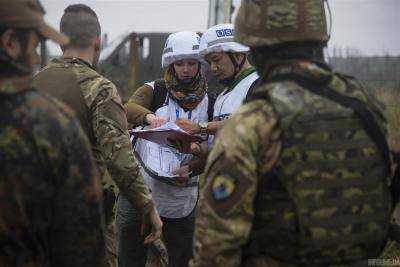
xmin=116 ymin=194 xmax=146 ymax=267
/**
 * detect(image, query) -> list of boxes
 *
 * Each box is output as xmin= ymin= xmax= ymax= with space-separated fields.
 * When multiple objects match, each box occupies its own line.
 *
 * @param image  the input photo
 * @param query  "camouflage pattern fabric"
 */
xmin=234 ymin=0 xmax=329 ymax=47
xmin=105 ymin=221 xmax=118 ymax=267
xmin=190 ymin=90 xmax=281 ymax=267
xmin=0 ymin=76 xmax=106 ymax=266
xmin=34 ymin=57 xmax=153 ymax=213
xmin=190 ymin=60 xmax=397 ymax=267
xmin=146 ymin=238 xmax=169 ymax=267
xmin=380 ymin=240 xmax=400 ymax=261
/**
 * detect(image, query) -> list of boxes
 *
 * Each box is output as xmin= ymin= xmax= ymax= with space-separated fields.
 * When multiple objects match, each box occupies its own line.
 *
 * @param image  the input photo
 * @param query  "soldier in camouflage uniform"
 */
xmin=33 ymin=4 xmax=162 ymax=267
xmin=0 ymin=0 xmax=106 ymax=266
xmin=190 ymin=0 xmax=400 ymax=266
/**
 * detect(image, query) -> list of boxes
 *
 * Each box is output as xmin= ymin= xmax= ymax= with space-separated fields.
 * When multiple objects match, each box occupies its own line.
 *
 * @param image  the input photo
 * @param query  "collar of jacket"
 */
xmin=223 ymin=66 xmax=257 ymax=94
xmin=60 ymin=57 xmax=96 ymax=70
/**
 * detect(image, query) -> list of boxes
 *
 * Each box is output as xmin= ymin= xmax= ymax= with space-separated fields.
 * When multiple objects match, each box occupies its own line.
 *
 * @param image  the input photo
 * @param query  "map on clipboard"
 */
xmin=130 ymin=122 xmax=202 ymax=147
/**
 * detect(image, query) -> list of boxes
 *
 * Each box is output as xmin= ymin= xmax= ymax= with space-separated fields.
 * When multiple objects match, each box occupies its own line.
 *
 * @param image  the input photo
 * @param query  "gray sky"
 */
xmin=42 ymin=0 xmax=400 ymax=56
xmin=328 ymin=0 xmax=399 ymax=56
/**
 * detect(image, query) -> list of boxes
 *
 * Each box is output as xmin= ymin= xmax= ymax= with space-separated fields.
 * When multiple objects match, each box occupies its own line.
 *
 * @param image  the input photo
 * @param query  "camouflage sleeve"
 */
xmin=47 ymin=114 xmax=107 ymax=267
xmin=124 ymin=84 xmax=154 ymax=127
xmin=190 ymin=100 xmax=281 ymax=267
xmin=92 ymin=82 xmax=153 ymax=213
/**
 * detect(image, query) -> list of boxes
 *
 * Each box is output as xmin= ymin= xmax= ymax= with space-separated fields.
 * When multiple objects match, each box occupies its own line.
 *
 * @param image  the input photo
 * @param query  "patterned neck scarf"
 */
xmin=164 ymin=65 xmax=207 ymax=111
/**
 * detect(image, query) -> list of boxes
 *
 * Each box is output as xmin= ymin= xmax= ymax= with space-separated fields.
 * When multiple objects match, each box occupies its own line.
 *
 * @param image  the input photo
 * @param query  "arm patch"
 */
xmin=203 ymin=157 xmax=253 ymax=217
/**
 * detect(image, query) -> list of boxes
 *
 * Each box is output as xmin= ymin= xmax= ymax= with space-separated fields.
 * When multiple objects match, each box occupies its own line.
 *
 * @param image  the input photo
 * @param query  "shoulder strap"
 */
xmin=264 ymin=72 xmax=398 ymax=204
xmin=132 ymin=150 xmax=198 ymax=187
xmin=244 ymin=77 xmax=261 ymax=102
xmin=150 ymin=79 xmax=168 ymax=113
xmin=206 ymin=91 xmax=217 ymax=121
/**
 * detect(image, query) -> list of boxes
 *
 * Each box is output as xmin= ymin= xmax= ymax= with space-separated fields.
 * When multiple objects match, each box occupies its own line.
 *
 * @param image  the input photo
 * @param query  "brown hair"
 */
xmin=60 ymin=4 xmax=101 ymax=49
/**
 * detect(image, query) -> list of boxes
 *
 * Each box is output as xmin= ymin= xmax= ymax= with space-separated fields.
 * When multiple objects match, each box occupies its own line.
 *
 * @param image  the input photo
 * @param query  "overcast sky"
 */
xmin=42 ymin=0 xmax=400 ymax=56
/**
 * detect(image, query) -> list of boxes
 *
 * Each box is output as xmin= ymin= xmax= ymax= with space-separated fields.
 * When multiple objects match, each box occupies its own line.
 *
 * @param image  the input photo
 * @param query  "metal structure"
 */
xmin=99 ymin=31 xmax=224 ymax=102
xmin=208 ymin=0 xmax=233 ymax=26
xmin=99 ymin=32 xmax=169 ymax=101
xmin=40 ymin=40 xmax=48 ymax=68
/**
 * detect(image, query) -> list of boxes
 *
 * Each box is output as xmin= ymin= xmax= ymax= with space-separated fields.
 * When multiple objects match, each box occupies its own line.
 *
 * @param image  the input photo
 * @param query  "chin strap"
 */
xmin=219 ymin=52 xmax=247 ymax=87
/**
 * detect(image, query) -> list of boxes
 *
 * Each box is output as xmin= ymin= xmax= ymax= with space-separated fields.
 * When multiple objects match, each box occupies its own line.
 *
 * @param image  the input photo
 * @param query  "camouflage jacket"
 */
xmin=190 ymin=60 xmax=398 ymax=267
xmin=34 ymin=58 xmax=153 ymax=213
xmin=0 ymin=76 xmax=106 ymax=266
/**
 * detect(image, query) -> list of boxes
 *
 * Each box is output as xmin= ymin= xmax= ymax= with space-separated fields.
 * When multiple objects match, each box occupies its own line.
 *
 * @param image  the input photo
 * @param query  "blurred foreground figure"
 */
xmin=33 ymin=4 xmax=162 ymax=267
xmin=191 ymin=0 xmax=400 ymax=266
xmin=0 ymin=0 xmax=106 ymax=266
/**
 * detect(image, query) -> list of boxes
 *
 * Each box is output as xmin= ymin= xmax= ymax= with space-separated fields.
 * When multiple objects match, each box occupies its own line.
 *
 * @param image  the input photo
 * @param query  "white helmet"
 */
xmin=161 ymin=31 xmax=201 ymax=68
xmin=199 ymin=23 xmax=249 ymax=57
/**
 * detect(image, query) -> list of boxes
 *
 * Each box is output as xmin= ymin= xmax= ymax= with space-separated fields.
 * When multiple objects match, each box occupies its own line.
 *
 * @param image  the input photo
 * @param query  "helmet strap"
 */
xmin=219 ymin=52 xmax=247 ymax=87
xmin=227 ymin=52 xmax=239 ymax=73
xmin=237 ymin=53 xmax=247 ymax=72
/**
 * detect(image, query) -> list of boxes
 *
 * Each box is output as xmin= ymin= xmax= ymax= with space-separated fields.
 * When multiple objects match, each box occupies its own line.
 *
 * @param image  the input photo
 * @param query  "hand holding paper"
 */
xmin=175 ymin=118 xmax=200 ymax=135
xmin=131 ymin=122 xmax=202 ymax=151
xmin=145 ymin=114 xmax=167 ymax=128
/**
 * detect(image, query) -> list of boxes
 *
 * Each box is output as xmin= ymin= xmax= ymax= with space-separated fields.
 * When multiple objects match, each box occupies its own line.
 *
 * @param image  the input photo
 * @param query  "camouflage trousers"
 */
xmin=105 ymin=220 xmax=117 ymax=267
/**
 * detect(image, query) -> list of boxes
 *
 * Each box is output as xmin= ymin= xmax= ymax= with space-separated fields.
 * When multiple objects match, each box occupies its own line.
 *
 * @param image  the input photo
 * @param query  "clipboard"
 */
xmin=130 ymin=122 xmax=202 ymax=148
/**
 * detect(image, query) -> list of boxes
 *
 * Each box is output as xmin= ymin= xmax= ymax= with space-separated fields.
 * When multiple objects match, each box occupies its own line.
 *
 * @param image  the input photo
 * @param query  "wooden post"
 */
xmin=223 ymin=0 xmax=232 ymax=23
xmin=128 ymin=33 xmax=140 ymax=96
xmin=40 ymin=40 xmax=48 ymax=68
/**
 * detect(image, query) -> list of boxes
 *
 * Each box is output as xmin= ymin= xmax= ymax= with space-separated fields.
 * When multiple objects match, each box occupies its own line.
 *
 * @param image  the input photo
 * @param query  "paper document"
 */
xmin=132 ymin=122 xmax=196 ymax=179
xmin=130 ymin=122 xmax=202 ymax=147
xmin=135 ymin=140 xmax=183 ymax=178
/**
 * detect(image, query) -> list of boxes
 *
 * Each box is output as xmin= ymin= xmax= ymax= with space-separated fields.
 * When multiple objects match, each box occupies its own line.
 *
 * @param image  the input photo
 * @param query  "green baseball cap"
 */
xmin=0 ymin=0 xmax=69 ymax=45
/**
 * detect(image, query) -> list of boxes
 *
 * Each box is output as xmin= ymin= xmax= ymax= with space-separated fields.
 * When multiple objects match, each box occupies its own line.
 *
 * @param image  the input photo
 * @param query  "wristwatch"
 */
xmin=199 ymin=122 xmax=208 ymax=139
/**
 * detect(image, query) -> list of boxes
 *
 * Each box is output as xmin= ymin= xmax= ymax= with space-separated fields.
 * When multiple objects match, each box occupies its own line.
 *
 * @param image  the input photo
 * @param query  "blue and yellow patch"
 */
xmin=212 ymin=175 xmax=236 ymax=201
xmin=204 ymin=162 xmax=253 ymax=217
